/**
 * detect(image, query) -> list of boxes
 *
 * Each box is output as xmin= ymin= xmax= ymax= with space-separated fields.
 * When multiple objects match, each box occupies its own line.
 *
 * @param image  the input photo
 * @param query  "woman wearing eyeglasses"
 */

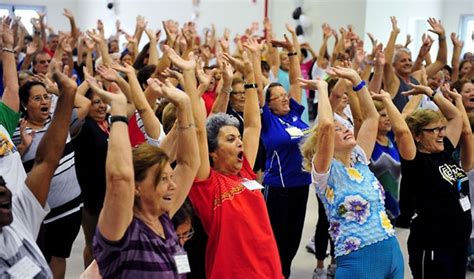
xmin=260 ymin=35 xmax=311 ymax=278
xmin=12 ymin=79 xmax=91 ymax=278
xmin=398 ymin=83 xmax=472 ymax=278
xmin=72 ymin=87 xmax=110 ymax=269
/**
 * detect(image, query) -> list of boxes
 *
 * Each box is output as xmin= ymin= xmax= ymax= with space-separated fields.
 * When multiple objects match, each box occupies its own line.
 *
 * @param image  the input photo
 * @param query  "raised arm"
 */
xmin=62 ymin=9 xmax=79 ymax=46
xmin=165 ymin=46 xmax=210 ymax=180
xmin=450 ymin=33 xmax=463 ymax=83
xmin=368 ymin=46 xmax=385 ymax=94
xmin=85 ymin=72 xmax=134 ymax=242
xmin=425 ymin=18 xmax=447 ymax=77
xmin=1 ymin=18 xmax=20 ymax=112
xmin=300 ymin=78 xmax=333 ymax=173
xmin=145 ymin=28 xmax=159 ymax=66
xmin=112 ymin=63 xmax=162 ymax=140
xmin=25 ymin=62 xmax=76 ymax=206
xmin=383 ymin=16 xmax=401 ymax=98
xmin=243 ymin=37 xmax=265 ymax=106
xmin=271 ymin=35 xmax=302 ymax=103
xmin=373 ymin=90 xmax=416 ymax=160
xmin=329 ymin=66 xmax=379 ymax=157
xmin=318 ymin=24 xmax=332 ymax=68
xmin=241 ymin=52 xmax=261 ymax=167
xmin=87 ymin=29 xmax=112 ymax=66
xmin=211 ymin=60 xmax=233 ymax=114
xmin=443 ymin=84 xmax=473 ymax=171
xmin=404 ymin=83 xmax=462 ymax=146
xmin=147 ymin=79 xmax=199 ymax=217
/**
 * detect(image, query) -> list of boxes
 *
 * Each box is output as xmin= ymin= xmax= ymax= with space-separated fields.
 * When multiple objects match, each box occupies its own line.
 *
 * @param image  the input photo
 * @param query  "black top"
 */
xmin=398 ymin=137 xmax=471 ymax=248
xmin=73 ymin=116 xmax=109 ymax=215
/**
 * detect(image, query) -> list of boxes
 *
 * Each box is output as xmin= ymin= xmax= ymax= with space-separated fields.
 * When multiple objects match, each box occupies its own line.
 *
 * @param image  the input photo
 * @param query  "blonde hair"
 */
xmin=373 ymin=100 xmax=385 ymax=112
xmin=300 ymin=125 xmax=320 ymax=172
xmin=405 ymin=109 xmax=445 ymax=137
xmin=132 ymin=144 xmax=169 ymax=187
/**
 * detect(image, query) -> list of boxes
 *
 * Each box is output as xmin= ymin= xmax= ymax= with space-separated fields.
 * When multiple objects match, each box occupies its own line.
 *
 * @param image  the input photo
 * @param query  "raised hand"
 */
xmin=62 ymin=9 xmax=74 ymax=20
xmin=147 ymin=78 xmax=189 ymax=105
xmin=243 ymin=36 xmax=265 ymax=53
xmin=440 ymin=83 xmax=461 ymax=102
xmin=110 ymin=62 xmax=135 ymax=75
xmin=323 ymin=23 xmax=333 ymax=39
xmin=390 ymin=16 xmax=400 ymax=33
xmin=371 ymin=89 xmax=392 ymax=102
xmin=418 ymin=33 xmax=434 ymax=57
xmin=84 ymin=66 xmax=126 ymax=106
xmin=19 ymin=119 xmax=35 ymax=151
xmin=271 ymin=34 xmax=293 ymax=51
xmin=2 ymin=17 xmax=14 ymax=48
xmin=367 ymin=32 xmax=377 ymax=47
xmin=26 ymin=42 xmax=39 ymax=55
xmin=87 ymin=29 xmax=104 ymax=43
xmin=285 ymin=23 xmax=296 ymax=34
xmin=222 ymin=52 xmax=245 ymax=74
xmin=163 ymin=20 xmax=177 ymax=45
xmin=298 ymin=78 xmax=327 ymax=91
xmin=34 ymin=73 xmax=59 ymax=94
xmin=404 ymin=34 xmax=413 ymax=48
xmin=401 ymin=83 xmax=432 ymax=96
xmin=451 ymin=32 xmax=464 ymax=48
xmin=164 ymin=45 xmax=196 ymax=70
xmin=427 ymin=17 xmax=445 ymax=37
xmin=325 ymin=66 xmax=360 ymax=84
xmin=97 ymin=20 xmax=104 ymax=35
xmin=374 ymin=48 xmax=386 ymax=67
xmin=84 ymin=38 xmax=95 ymax=52
xmin=162 ymin=68 xmax=183 ymax=81
xmin=96 ymin=65 xmax=119 ymax=81
xmin=145 ymin=28 xmax=157 ymax=42
xmin=136 ymin=15 xmax=148 ymax=30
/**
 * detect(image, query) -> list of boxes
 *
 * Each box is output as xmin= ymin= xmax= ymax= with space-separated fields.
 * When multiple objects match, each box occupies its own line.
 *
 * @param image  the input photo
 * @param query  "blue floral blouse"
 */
xmin=312 ymin=146 xmax=396 ymax=257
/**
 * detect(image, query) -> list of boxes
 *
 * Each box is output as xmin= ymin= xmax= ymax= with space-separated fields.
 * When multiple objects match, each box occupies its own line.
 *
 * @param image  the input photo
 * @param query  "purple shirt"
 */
xmin=93 ymin=214 xmax=187 ymax=279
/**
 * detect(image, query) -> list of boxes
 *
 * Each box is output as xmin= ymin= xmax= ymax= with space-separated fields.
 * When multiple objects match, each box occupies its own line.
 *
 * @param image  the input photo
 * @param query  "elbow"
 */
xmin=318 ymin=120 xmax=334 ymax=133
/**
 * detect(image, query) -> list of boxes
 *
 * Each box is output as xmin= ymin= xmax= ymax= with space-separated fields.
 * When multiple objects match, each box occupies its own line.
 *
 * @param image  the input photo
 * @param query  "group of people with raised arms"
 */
xmin=0 ymin=7 xmax=473 ymax=279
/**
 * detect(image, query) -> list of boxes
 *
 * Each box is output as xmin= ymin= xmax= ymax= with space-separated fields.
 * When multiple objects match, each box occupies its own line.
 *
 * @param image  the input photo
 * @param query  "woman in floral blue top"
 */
xmin=300 ymin=67 xmax=416 ymax=278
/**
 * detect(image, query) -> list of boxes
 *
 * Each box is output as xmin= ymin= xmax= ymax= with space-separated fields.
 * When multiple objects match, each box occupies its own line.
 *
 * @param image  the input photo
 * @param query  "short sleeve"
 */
xmin=0 ymin=102 xmax=20 ymax=137
xmin=69 ymin=109 xmax=85 ymax=137
xmin=289 ymin=98 xmax=304 ymax=117
xmin=13 ymin=185 xmax=50 ymax=239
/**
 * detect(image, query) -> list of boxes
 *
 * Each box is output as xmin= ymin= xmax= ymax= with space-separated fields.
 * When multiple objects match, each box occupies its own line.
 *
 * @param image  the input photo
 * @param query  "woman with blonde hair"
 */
xmin=300 ymin=66 xmax=414 ymax=278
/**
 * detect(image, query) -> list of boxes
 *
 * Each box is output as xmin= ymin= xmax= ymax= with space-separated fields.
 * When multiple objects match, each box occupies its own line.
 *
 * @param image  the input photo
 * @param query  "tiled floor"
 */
xmin=65 ymin=186 xmax=474 ymax=278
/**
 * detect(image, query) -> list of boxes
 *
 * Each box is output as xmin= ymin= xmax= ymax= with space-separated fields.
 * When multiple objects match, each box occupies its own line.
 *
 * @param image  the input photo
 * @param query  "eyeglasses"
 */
xmin=269 ymin=94 xmax=287 ymax=102
xmin=421 ymin=126 xmax=446 ymax=134
xmin=30 ymin=94 xmax=52 ymax=103
xmin=176 ymin=227 xmax=194 ymax=242
xmin=231 ymin=91 xmax=245 ymax=97
xmin=37 ymin=59 xmax=51 ymax=65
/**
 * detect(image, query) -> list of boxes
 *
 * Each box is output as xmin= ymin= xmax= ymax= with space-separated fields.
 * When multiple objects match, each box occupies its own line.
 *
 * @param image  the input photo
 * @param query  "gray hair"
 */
xmin=206 ymin=113 xmax=240 ymax=152
xmin=393 ymin=48 xmax=412 ymax=64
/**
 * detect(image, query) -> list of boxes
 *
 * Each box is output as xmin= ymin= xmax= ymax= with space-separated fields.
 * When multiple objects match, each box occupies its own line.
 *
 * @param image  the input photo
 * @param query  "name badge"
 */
xmin=242 ymin=179 xmax=264 ymax=190
xmin=7 ymin=256 xmax=41 ymax=278
xmin=285 ymin=127 xmax=304 ymax=138
xmin=174 ymin=253 xmax=191 ymax=274
xmin=460 ymin=195 xmax=471 ymax=212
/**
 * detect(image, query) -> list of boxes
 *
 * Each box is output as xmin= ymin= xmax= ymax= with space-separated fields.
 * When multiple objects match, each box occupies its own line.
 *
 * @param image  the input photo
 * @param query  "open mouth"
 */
xmin=237 ymin=151 xmax=244 ymax=162
xmin=163 ymin=195 xmax=172 ymax=202
xmin=40 ymin=107 xmax=49 ymax=113
xmin=343 ymin=134 xmax=353 ymax=140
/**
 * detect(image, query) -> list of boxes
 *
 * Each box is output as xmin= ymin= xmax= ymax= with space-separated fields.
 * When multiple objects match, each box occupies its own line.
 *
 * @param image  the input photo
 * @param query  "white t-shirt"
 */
xmin=0 ymin=186 xmax=52 ymax=278
xmin=0 ymin=125 xmax=26 ymax=197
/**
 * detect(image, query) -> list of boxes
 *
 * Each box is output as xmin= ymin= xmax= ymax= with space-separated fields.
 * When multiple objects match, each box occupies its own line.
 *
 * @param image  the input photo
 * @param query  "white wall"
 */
xmin=0 ymin=0 xmax=78 ymax=33
xmin=74 ymin=0 xmax=264 ymax=48
xmin=442 ymin=0 xmax=474 ymax=59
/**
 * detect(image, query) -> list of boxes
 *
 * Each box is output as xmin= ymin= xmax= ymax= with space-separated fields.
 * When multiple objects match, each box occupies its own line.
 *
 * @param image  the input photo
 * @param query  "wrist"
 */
xmin=438 ymin=35 xmax=446 ymax=40
xmin=352 ymin=80 xmax=366 ymax=92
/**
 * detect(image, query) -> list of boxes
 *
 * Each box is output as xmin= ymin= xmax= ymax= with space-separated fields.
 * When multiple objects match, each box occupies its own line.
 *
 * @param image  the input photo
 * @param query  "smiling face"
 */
xmin=267 ymin=85 xmax=290 ymax=116
xmin=334 ymin=120 xmax=357 ymax=153
xmin=393 ymin=50 xmax=413 ymax=77
xmin=460 ymin=82 xmax=474 ymax=111
xmin=136 ymin=163 xmax=176 ymax=216
xmin=33 ymin=52 xmax=51 ymax=75
xmin=428 ymin=71 xmax=444 ymax=90
xmin=460 ymin=61 xmax=472 ymax=76
xmin=0 ymin=184 xmax=13 ymax=228
xmin=377 ymin=108 xmax=392 ymax=134
xmin=415 ymin=120 xmax=447 ymax=153
xmin=210 ymin=125 xmax=244 ymax=175
xmin=280 ymin=52 xmax=290 ymax=72
xmin=88 ymin=93 xmax=107 ymax=122
xmin=25 ymin=85 xmax=51 ymax=124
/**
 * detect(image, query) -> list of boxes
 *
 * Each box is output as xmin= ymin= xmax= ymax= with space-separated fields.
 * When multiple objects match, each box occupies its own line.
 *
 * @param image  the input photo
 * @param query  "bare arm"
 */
xmin=300 ymin=78 xmax=333 ymax=173
xmin=211 ymin=61 xmax=233 ymax=114
xmin=368 ymin=48 xmax=384 ymax=94
xmin=425 ymin=18 xmax=447 ymax=77
xmin=374 ymin=90 xmax=416 ymax=160
xmin=26 ymin=63 xmax=76 ymax=206
xmin=1 ymin=19 xmax=20 ymax=112
xmin=86 ymin=71 xmax=134 ymax=242
xmin=383 ymin=16 xmax=401 ymax=99
xmin=272 ymin=35 xmax=302 ymax=103
xmin=450 ymin=33 xmax=463 ymax=83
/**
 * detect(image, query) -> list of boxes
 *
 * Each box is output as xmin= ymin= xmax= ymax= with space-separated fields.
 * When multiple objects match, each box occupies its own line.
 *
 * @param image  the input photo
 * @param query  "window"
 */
xmin=460 ymin=15 xmax=474 ymax=58
xmin=0 ymin=4 xmax=45 ymax=34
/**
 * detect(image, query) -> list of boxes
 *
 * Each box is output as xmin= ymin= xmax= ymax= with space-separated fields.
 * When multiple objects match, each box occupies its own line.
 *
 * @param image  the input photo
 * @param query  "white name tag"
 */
xmin=460 ymin=195 xmax=471 ymax=212
xmin=174 ymin=253 xmax=191 ymax=274
xmin=285 ymin=127 xmax=304 ymax=138
xmin=242 ymin=179 xmax=264 ymax=190
xmin=7 ymin=256 xmax=41 ymax=278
